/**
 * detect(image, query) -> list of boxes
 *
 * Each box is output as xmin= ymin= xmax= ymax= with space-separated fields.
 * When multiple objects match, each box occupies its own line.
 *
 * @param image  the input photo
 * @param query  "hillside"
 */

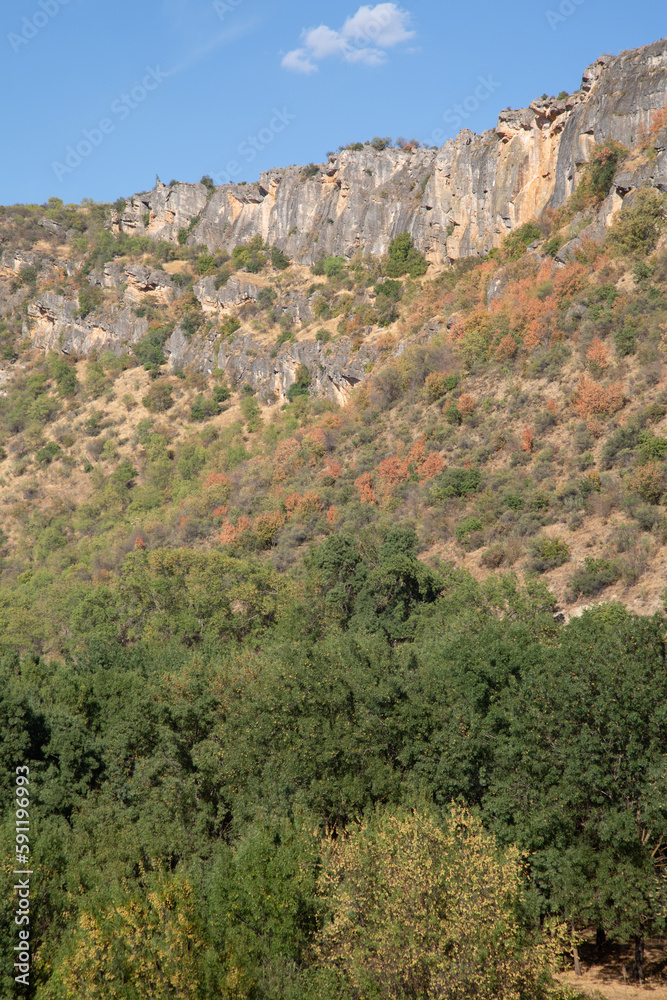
xmin=1 ymin=34 xmax=667 ymax=1000
xmin=1 ymin=70 xmax=667 ymax=648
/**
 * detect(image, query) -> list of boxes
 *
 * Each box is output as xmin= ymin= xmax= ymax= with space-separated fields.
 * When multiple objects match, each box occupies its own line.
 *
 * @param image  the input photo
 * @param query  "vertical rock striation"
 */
xmin=114 ymin=39 xmax=667 ymax=263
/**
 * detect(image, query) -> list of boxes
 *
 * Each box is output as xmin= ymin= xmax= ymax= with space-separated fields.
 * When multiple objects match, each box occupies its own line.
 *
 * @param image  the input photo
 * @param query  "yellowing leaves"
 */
xmin=316 ymin=805 xmax=566 ymax=1000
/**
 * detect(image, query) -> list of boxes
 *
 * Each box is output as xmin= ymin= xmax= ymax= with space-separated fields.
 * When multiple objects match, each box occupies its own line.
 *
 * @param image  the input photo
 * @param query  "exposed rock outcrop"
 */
xmin=115 ymin=182 xmax=209 ymax=241
xmin=28 ymin=293 xmax=148 ymax=355
xmin=114 ymin=39 xmax=667 ymax=264
xmin=164 ymin=327 xmax=376 ymax=405
xmin=88 ymin=261 xmax=178 ymax=304
xmin=17 ymin=37 xmax=667 ymax=405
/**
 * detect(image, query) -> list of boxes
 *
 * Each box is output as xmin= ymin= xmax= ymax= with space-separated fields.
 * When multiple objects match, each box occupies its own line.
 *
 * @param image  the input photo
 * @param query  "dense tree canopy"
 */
xmin=1 ymin=528 xmax=666 ymax=996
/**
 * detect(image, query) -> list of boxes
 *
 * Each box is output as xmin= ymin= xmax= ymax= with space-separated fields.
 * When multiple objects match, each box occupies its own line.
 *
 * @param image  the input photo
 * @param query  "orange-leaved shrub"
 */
xmin=586 ymin=337 xmax=610 ymax=373
xmin=552 ymin=261 xmax=589 ymax=300
xmin=520 ymin=427 xmax=534 ymax=453
xmin=493 ymin=333 xmax=517 ymax=361
xmin=355 ymin=472 xmax=377 ymax=505
xmin=573 ymin=376 xmax=624 ymax=419
xmin=284 ymin=490 xmax=323 ymax=517
xmin=628 ymin=462 xmax=664 ymax=504
xmin=458 ymin=393 xmax=475 ymax=416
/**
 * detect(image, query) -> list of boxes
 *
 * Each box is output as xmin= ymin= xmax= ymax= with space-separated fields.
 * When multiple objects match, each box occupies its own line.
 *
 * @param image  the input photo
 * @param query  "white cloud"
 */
xmin=342 ymin=4 xmax=414 ymax=47
xmin=303 ymin=25 xmax=348 ymax=59
xmin=345 ymin=47 xmax=386 ymax=67
xmin=281 ymin=48 xmax=317 ymax=74
xmin=281 ymin=3 xmax=415 ymax=74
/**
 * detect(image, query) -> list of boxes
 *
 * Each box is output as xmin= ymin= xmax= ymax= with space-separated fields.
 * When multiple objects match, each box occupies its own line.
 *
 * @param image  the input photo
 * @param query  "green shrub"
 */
xmin=455 ymin=516 xmax=483 ymax=542
xmin=443 ymin=403 xmax=462 ymax=425
xmin=638 ymin=431 xmax=667 ymax=462
xmin=543 ymin=235 xmax=563 ymax=258
xmin=132 ymin=324 xmax=174 ymax=370
xmin=220 ymin=316 xmax=241 ymax=339
xmin=48 ymin=355 xmax=79 ymax=397
xmin=606 ymin=189 xmax=666 ymax=257
xmin=429 ymin=467 xmax=481 ymax=502
xmin=240 ymin=394 xmax=262 ymax=431
xmin=500 ymin=221 xmax=543 ymax=261
xmin=275 ymin=329 xmax=295 ymax=350
xmin=36 ymin=441 xmax=62 ymax=466
xmin=142 ymin=382 xmax=173 ymax=413
xmin=257 ymin=287 xmax=277 ymax=310
xmin=190 ymin=395 xmax=220 ymax=422
xmin=587 ymin=142 xmax=628 ymax=199
xmin=600 ymin=423 xmax=641 ymax=470
xmin=213 ymin=384 xmax=230 ymax=403
xmin=232 ymin=235 xmax=266 ymax=273
xmin=78 ymin=286 xmax=103 ymax=318
xmin=527 ymin=535 xmax=570 ymax=573
xmin=386 ymin=232 xmax=428 ymax=278
xmin=270 ymin=246 xmax=291 ymax=270
xmin=504 ymin=493 xmax=524 ymax=511
xmin=569 ymin=557 xmax=621 ymax=598
xmin=286 ymin=364 xmax=312 ymax=402
xmin=567 ymin=142 xmax=628 ymax=214
xmin=11 ymin=265 xmax=38 ymax=291
xmin=85 ymin=360 xmax=108 ymax=398
xmin=177 ymin=443 xmax=206 ymax=480
xmin=181 ymin=311 xmax=202 ymax=339
xmin=613 ymin=323 xmax=637 ymax=356
xmin=323 ymin=257 xmax=346 ymax=279
xmin=196 ymin=253 xmax=218 ymax=276
xmin=374 ymin=279 xmax=402 ymax=301
xmin=214 ymin=265 xmax=233 ymax=289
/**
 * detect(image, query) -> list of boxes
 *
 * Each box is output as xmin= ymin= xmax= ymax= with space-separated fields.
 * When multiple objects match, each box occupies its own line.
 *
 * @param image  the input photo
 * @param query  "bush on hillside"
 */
xmin=569 ymin=557 xmax=621 ymax=598
xmin=499 ymin=221 xmax=543 ymax=261
xmin=386 ymin=231 xmax=428 ymax=278
xmin=526 ymin=535 xmax=571 ymax=573
xmin=142 ymin=381 xmax=173 ymax=413
xmin=606 ymin=189 xmax=667 ymax=257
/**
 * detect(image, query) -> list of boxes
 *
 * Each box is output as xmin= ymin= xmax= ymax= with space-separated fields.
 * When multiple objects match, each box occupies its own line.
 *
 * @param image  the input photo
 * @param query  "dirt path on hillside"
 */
xmin=557 ymin=936 xmax=667 ymax=999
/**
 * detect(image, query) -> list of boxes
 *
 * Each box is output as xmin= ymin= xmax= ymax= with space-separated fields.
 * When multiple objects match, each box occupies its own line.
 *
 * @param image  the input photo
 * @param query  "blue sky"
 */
xmin=0 ymin=0 xmax=665 ymax=206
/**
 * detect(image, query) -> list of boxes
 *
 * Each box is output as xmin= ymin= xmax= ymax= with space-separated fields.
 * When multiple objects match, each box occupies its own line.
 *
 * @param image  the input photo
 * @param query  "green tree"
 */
xmin=48 ymin=865 xmax=208 ymax=1000
xmin=316 ymin=805 xmax=563 ymax=1000
xmin=286 ymin=364 xmax=311 ymax=402
xmin=486 ymin=607 xmax=667 ymax=972
xmin=142 ymin=381 xmax=173 ymax=413
xmin=387 ymin=232 xmax=428 ymax=278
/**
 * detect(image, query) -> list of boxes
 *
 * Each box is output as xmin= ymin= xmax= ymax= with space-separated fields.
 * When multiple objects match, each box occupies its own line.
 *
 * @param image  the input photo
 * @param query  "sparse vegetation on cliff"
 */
xmin=1 ymin=38 xmax=667 ymax=998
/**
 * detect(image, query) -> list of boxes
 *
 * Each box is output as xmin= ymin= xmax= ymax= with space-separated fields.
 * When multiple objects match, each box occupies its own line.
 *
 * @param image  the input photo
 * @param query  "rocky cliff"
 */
xmin=7 ymin=37 xmax=667 ymax=405
xmin=116 ymin=39 xmax=667 ymax=264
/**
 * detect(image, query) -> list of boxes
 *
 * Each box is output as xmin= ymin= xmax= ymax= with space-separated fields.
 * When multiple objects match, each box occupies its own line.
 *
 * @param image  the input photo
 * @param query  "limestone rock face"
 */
xmin=194 ymin=275 xmax=261 ymax=314
xmin=19 ymin=37 xmax=667 ymax=406
xmin=88 ymin=261 xmax=178 ymax=304
xmin=115 ymin=181 xmax=209 ymax=241
xmin=114 ymin=38 xmax=667 ymax=263
xmin=28 ymin=293 xmax=148 ymax=355
xmin=164 ymin=327 xmax=377 ymax=405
